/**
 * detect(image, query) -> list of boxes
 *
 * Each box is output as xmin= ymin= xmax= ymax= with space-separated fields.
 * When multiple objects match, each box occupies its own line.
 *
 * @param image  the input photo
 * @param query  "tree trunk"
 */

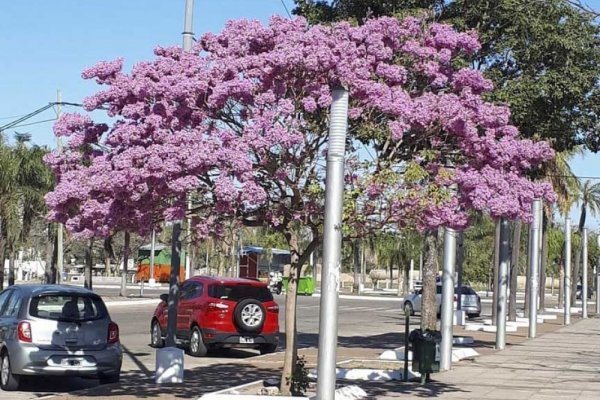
xmin=85 ymin=238 xmax=94 ymax=290
xmin=352 ymin=240 xmax=360 ymax=293
xmin=403 ymin=257 xmax=410 ymax=297
xmin=456 ymin=232 xmax=465 ymax=310
xmin=509 ymin=220 xmax=522 ymax=321
xmin=217 ymin=249 xmax=225 ymax=276
xmin=120 ymin=232 xmax=130 ymax=297
xmin=8 ymin=249 xmax=16 ymax=286
xmin=280 ymin=231 xmax=301 ymax=395
xmin=492 ymin=220 xmax=500 ymax=324
xmin=539 ymin=213 xmax=549 ymax=310
xmin=421 ymin=231 xmax=439 ymax=330
xmin=558 ymin=255 xmax=564 ymax=307
xmin=104 ymin=237 xmax=112 ymax=277
xmin=45 ymin=225 xmax=56 ymax=284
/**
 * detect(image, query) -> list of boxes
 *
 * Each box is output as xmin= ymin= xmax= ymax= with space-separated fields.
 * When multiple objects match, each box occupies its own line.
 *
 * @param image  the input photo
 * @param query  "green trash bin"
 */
xmin=409 ymin=329 xmax=441 ymax=382
xmin=282 ymin=276 xmax=315 ymax=295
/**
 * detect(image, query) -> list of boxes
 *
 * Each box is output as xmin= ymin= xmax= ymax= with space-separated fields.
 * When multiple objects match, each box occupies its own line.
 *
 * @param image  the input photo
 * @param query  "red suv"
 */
xmin=150 ymin=276 xmax=279 ymax=356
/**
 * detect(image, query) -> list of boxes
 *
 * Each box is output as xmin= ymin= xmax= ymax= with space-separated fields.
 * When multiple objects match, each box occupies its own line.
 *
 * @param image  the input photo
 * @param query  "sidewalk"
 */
xmin=359 ymin=316 xmax=600 ymax=399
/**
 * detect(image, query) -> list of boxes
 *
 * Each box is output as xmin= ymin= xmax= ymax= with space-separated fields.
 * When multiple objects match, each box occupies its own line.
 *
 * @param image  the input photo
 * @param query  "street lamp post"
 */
xmin=316 ymin=86 xmax=349 ymax=400
xmin=528 ymin=199 xmax=542 ymax=338
xmin=440 ymin=227 xmax=457 ymax=371
xmin=564 ymin=218 xmax=571 ymax=325
xmin=496 ymin=217 xmax=509 ymax=349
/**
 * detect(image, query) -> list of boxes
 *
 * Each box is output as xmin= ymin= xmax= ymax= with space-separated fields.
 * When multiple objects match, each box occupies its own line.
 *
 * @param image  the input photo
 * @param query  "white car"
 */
xmin=403 ymin=285 xmax=481 ymax=318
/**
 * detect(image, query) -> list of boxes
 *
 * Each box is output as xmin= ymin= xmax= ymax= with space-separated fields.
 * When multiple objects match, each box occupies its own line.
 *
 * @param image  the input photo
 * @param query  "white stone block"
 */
xmin=452 ymin=347 xmax=479 ymax=362
xmin=453 ymin=310 xmax=466 ymax=326
xmin=155 ymin=346 xmax=184 ymax=384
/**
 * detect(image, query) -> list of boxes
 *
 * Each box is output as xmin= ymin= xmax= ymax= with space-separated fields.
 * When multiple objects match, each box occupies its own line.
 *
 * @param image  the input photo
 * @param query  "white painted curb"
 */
xmin=105 ymin=299 xmax=160 ymax=307
xmin=312 ymin=293 xmax=405 ymax=302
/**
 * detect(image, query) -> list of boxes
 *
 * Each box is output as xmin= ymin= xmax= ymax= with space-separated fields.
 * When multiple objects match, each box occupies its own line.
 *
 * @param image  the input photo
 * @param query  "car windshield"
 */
xmin=29 ymin=294 xmax=107 ymax=322
xmin=209 ymin=284 xmax=273 ymax=302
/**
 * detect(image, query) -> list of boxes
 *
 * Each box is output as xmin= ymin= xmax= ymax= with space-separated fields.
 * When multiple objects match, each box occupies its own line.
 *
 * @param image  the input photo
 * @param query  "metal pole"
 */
xmin=496 ymin=218 xmax=509 ymax=350
xmin=596 ymin=234 xmax=600 ymax=315
xmin=165 ymin=0 xmax=194 ymax=348
xmin=528 ymin=199 xmax=542 ymax=338
xmin=582 ymin=228 xmax=588 ymax=318
xmin=182 ymin=0 xmax=194 ymax=51
xmin=564 ymin=219 xmax=571 ymax=325
xmin=403 ymin=305 xmax=410 ymax=382
xmin=440 ymin=227 xmax=456 ymax=371
xmin=166 ymin=222 xmax=182 ymax=347
xmin=56 ymin=90 xmax=64 ymax=284
xmin=149 ymin=229 xmax=156 ymax=285
xmin=316 ymin=87 xmax=348 ymax=400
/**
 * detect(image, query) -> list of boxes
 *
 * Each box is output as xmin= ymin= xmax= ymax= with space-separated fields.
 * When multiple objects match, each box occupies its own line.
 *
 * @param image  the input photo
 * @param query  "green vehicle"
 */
xmin=282 ymin=276 xmax=315 ymax=296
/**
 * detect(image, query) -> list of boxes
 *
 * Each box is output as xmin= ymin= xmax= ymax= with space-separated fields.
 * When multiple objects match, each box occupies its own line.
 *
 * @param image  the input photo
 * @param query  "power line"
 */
xmin=9 ymin=118 xmax=57 ymax=129
xmin=279 ymin=0 xmax=292 ymax=18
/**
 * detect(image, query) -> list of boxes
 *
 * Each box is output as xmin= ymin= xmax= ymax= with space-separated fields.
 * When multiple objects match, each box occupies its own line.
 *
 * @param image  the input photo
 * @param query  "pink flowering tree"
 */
xmin=45 ymin=16 xmax=554 ymax=393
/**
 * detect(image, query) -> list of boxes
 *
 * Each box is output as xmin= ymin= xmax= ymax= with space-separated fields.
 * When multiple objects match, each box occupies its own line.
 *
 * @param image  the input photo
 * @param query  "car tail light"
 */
xmin=267 ymin=304 xmax=279 ymax=313
xmin=208 ymin=302 xmax=229 ymax=312
xmin=18 ymin=321 xmax=32 ymax=343
xmin=108 ymin=321 xmax=119 ymax=344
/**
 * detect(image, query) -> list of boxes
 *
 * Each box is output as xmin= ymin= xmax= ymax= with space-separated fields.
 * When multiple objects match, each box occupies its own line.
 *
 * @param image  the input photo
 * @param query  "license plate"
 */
xmin=62 ymin=358 xmax=81 ymax=366
xmin=239 ymin=336 xmax=254 ymax=344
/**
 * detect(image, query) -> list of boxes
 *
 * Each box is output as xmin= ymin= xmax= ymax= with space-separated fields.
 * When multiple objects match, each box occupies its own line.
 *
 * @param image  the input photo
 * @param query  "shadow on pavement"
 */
xmin=355 ymin=380 xmax=470 ymax=399
xmin=57 ymin=363 xmax=280 ymax=399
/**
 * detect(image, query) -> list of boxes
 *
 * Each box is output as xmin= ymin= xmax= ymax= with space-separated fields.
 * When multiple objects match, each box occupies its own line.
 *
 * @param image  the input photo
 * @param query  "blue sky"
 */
xmin=1 ymin=0 xmax=600 ymax=228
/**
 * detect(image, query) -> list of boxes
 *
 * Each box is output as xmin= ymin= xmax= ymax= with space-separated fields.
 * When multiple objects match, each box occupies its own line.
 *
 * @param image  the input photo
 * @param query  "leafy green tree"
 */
xmin=0 ymin=134 xmax=52 ymax=287
xmin=572 ymin=180 xmax=600 ymax=302
xmin=295 ymin=0 xmax=600 ymax=151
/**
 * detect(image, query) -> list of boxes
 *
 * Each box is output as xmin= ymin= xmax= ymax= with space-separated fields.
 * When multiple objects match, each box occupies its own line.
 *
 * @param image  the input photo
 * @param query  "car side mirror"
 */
xmin=160 ymin=293 xmax=169 ymax=303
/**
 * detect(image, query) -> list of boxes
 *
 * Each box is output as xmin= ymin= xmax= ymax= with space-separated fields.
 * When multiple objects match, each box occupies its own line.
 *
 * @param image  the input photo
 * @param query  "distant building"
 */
xmin=239 ymin=246 xmax=291 ymax=279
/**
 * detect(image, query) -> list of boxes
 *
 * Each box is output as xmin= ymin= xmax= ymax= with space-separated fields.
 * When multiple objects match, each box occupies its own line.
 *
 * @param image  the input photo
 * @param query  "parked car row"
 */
xmin=403 ymin=284 xmax=481 ymax=318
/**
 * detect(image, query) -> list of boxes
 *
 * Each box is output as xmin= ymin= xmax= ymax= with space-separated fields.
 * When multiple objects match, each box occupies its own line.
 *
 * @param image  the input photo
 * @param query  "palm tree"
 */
xmin=0 ymin=135 xmax=17 ymax=289
xmin=1 ymin=134 xmax=53 ymax=286
xmin=538 ymin=147 xmax=582 ymax=310
xmin=572 ymin=180 xmax=600 ymax=302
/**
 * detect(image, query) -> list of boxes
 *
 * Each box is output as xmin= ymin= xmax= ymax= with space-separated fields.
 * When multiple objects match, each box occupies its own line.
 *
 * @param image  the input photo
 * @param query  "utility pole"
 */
xmin=316 ymin=87 xmax=348 ymax=400
xmin=56 ymin=90 xmax=64 ymax=284
xmin=440 ymin=227 xmax=457 ymax=371
xmin=528 ymin=199 xmax=542 ymax=338
xmin=496 ymin=218 xmax=509 ymax=350
xmin=582 ymin=228 xmax=588 ymax=318
xmin=157 ymin=0 xmax=194 ymax=385
xmin=564 ymin=218 xmax=571 ymax=325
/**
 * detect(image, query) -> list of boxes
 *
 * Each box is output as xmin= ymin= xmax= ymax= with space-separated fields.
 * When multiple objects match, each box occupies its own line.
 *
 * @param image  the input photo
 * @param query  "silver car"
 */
xmin=0 ymin=285 xmax=122 ymax=391
xmin=403 ymin=284 xmax=481 ymax=318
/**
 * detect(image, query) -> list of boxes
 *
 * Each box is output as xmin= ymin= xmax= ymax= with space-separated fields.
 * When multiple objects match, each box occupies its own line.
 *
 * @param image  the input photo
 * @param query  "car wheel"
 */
xmin=99 ymin=372 xmax=120 ymax=385
xmin=403 ymin=302 xmax=414 ymax=316
xmin=260 ymin=343 xmax=278 ymax=355
xmin=188 ymin=326 xmax=207 ymax=357
xmin=234 ymin=299 xmax=266 ymax=333
xmin=0 ymin=351 xmax=20 ymax=391
xmin=150 ymin=320 xmax=164 ymax=348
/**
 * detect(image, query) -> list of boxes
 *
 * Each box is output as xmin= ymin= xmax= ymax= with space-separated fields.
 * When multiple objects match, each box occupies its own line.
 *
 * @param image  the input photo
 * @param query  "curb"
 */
xmin=105 ymin=299 xmax=159 ymax=307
